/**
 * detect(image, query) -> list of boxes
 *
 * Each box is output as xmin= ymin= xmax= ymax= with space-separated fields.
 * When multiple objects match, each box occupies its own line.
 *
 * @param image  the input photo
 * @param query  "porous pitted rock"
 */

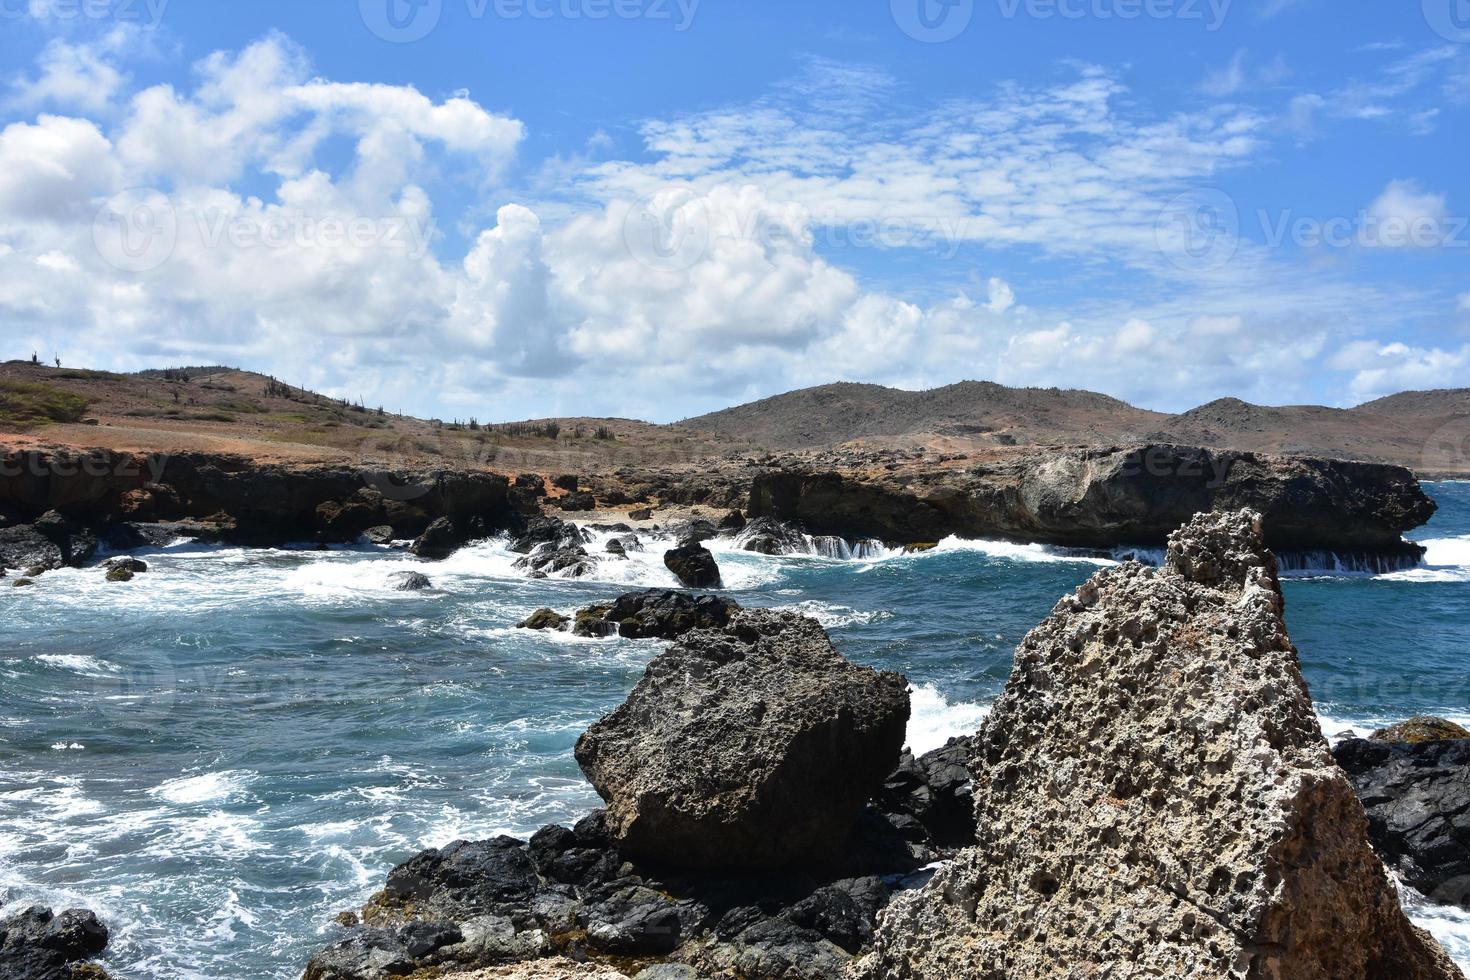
xmin=574 ymin=610 xmax=910 ymax=870
xmin=1371 ymin=717 xmax=1470 ymax=744
xmin=518 ymin=608 xmax=569 ymax=631
xmin=573 ymin=590 xmax=742 ymax=641
xmin=663 ymin=543 xmax=721 ymax=589
xmin=1334 ymin=737 xmax=1470 ymax=907
xmin=859 ymin=509 xmax=1464 ymax=980
xmin=0 ymin=905 xmax=110 ymax=980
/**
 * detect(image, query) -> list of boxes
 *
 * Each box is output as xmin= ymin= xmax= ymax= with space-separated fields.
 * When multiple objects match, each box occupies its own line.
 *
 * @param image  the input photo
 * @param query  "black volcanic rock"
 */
xmin=410 ymin=518 xmax=460 ymax=561
xmin=1334 ymin=737 xmax=1470 ymax=907
xmin=0 ymin=905 xmax=110 ymax=980
xmin=663 ymin=543 xmax=721 ymax=589
xmin=748 ymin=444 xmax=1435 ymax=558
xmin=574 ymin=610 xmax=910 ymax=870
xmin=573 ymin=590 xmax=741 ymax=640
xmin=509 ymin=517 xmax=587 ymax=555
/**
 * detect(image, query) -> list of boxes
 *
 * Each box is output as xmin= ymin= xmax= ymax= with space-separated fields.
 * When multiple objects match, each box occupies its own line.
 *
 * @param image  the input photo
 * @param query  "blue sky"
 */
xmin=0 ymin=0 xmax=1466 ymax=422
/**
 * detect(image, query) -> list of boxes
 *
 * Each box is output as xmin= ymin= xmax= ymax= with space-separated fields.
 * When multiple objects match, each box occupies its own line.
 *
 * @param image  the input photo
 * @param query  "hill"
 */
xmin=681 ymin=382 xmax=1470 ymax=476
xmin=681 ymin=381 xmax=1166 ymax=450
xmin=0 ymin=361 xmax=742 ymax=472
xmin=2 ymin=360 xmax=1467 ymax=477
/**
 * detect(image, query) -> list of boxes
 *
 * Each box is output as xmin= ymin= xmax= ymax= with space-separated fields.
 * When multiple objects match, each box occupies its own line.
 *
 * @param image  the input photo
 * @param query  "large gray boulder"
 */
xmin=574 ymin=610 xmax=910 ymax=871
xmin=859 ymin=509 xmax=1463 ymax=980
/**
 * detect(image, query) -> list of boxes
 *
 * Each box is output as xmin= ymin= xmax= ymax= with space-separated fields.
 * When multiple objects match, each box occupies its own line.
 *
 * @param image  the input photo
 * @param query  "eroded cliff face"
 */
xmin=857 ymin=509 xmax=1462 ymax=980
xmin=750 ymin=444 xmax=1435 ymax=557
xmin=0 ymin=449 xmax=517 ymax=546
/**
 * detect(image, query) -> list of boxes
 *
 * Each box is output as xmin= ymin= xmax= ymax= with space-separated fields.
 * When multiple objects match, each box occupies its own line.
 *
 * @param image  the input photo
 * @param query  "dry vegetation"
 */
xmin=0 ymin=360 xmax=745 ymax=472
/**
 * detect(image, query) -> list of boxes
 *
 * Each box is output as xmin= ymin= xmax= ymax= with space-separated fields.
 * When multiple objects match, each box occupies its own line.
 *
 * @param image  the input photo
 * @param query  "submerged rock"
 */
xmin=391 ymin=571 xmax=432 ymax=592
xmin=860 ymin=509 xmax=1463 ymax=980
xmin=575 ymin=610 xmax=910 ymax=870
xmin=514 ymin=547 xmax=596 ymax=579
xmin=518 ymin=608 xmax=569 ymax=631
xmin=0 ymin=905 xmax=110 ymax=980
xmin=663 ymin=543 xmax=721 ymax=589
xmin=1371 ymin=717 xmax=1470 ymax=744
xmin=510 ymin=518 xmax=588 ymax=555
xmin=1334 ymin=738 xmax=1470 ymax=908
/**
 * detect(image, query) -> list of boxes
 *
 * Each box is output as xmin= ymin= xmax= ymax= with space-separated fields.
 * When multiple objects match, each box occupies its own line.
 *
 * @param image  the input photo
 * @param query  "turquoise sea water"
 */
xmin=3 ymin=484 xmax=1469 ymax=979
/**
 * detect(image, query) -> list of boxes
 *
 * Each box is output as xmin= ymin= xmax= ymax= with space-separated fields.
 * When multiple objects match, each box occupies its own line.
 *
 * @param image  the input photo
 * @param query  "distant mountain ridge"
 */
xmin=680 ymin=381 xmax=1470 ymax=476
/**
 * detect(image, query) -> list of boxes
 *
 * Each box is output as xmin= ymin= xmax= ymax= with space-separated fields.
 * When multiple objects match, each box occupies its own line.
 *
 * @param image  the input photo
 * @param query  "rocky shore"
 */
xmin=290 ymin=510 xmax=1464 ymax=980
xmin=0 ymin=440 xmax=1439 ymax=584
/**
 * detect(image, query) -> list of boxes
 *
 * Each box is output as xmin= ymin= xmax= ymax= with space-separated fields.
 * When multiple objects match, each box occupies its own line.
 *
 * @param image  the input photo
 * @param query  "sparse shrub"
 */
xmin=0 ymin=381 xmax=90 ymax=425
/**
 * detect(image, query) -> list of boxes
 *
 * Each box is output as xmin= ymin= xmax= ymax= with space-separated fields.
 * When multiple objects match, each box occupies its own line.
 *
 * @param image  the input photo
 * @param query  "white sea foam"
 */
xmin=149 ymin=770 xmax=257 ymax=806
xmin=1380 ymin=535 xmax=1470 ymax=583
xmin=930 ymin=536 xmax=1117 ymax=566
xmin=1405 ymin=892 xmax=1470 ymax=972
xmin=34 ymin=654 xmax=120 ymax=675
xmin=1317 ymin=709 xmax=1470 ymax=746
xmin=906 ymin=683 xmax=990 ymax=756
xmin=774 ymin=600 xmax=894 ymax=629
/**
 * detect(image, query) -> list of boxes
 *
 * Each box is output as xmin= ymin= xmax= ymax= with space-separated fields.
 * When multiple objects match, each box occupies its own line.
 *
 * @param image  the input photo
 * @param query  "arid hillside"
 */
xmin=3 ymin=361 xmax=1468 ymax=477
xmin=681 ymin=382 xmax=1470 ymax=476
xmin=0 ymin=361 xmax=744 ymax=474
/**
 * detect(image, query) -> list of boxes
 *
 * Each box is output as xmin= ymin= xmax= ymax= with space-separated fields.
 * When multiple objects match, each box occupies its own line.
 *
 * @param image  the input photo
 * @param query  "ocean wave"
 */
xmin=773 ymin=600 xmax=894 ymax=630
xmin=149 ymin=770 xmax=258 ymax=806
xmin=906 ymin=683 xmax=990 ymax=756
xmin=930 ymin=537 xmax=1117 ymax=566
xmin=33 ymin=654 xmax=121 ymax=675
xmin=1380 ymin=535 xmax=1470 ymax=583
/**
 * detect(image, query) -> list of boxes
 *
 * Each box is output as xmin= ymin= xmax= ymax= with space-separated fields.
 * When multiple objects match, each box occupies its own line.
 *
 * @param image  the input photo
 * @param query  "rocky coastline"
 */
xmin=287 ymin=510 xmax=1465 ymax=980
xmin=0 ymin=441 xmax=1441 ymax=582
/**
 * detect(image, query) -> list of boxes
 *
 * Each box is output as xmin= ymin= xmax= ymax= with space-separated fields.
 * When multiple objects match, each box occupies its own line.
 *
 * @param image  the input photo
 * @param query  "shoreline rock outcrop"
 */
xmin=748 ymin=443 xmax=1434 ymax=562
xmin=575 ymin=610 xmax=910 ymax=870
xmin=1334 ymin=737 xmax=1470 ymax=909
xmin=662 ymin=543 xmax=721 ymax=589
xmin=0 ymin=905 xmax=111 ymax=980
xmin=857 ymin=509 xmax=1462 ymax=980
